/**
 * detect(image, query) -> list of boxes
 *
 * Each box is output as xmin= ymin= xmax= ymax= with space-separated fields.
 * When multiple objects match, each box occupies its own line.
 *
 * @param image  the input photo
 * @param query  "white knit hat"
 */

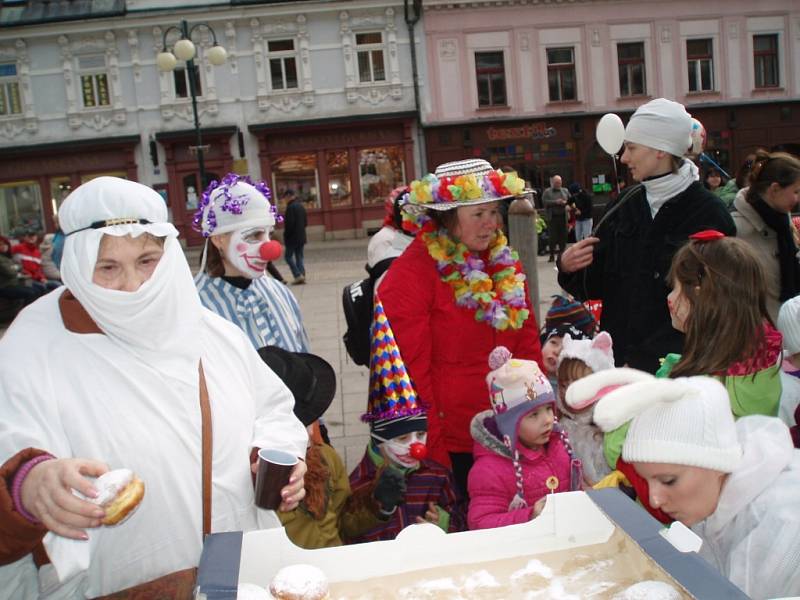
xmin=624 ymin=98 xmax=693 ymax=158
xmin=594 ymin=375 xmax=742 ymax=473
xmin=777 ymin=296 xmax=800 ymax=355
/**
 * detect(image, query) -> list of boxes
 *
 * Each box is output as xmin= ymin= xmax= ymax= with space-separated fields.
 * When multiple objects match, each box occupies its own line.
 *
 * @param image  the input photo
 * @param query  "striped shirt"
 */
xmin=195 ymin=273 xmax=310 ymax=352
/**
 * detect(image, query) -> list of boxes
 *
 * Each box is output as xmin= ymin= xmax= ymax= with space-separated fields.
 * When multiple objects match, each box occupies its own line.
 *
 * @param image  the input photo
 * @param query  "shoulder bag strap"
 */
xmin=198 ymin=361 xmax=212 ymax=537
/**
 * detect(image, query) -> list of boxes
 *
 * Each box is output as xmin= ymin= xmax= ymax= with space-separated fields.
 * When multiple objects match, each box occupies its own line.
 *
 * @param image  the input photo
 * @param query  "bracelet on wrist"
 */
xmin=11 ymin=453 xmax=55 ymax=524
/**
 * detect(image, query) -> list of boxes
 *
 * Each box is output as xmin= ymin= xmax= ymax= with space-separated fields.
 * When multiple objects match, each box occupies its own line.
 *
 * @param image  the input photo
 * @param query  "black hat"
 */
xmin=257 ymin=346 xmax=337 ymax=426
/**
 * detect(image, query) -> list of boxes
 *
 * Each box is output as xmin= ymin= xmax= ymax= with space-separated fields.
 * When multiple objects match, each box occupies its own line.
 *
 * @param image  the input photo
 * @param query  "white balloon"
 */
xmin=596 ymin=113 xmax=625 ymax=155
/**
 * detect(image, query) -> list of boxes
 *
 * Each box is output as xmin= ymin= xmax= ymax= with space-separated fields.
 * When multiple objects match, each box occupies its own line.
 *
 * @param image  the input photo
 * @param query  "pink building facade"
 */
xmin=421 ymin=0 xmax=800 ymax=195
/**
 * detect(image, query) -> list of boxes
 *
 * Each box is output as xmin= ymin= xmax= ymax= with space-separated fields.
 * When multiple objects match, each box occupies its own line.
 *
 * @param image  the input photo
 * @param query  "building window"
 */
xmin=0 ymin=181 xmax=43 ymax=235
xmin=547 ymin=47 xmax=577 ymax=102
xmin=356 ymin=32 xmax=386 ymax=84
xmin=475 ymin=51 xmax=507 ymax=107
xmin=174 ymin=65 xmax=202 ymax=99
xmin=327 ymin=150 xmax=352 ymax=207
xmin=753 ymin=34 xmax=779 ymax=88
xmin=687 ymin=39 xmax=714 ymax=92
xmin=618 ymin=42 xmax=646 ymax=97
xmin=0 ymin=63 xmax=22 ymax=116
xmin=271 ymin=153 xmax=320 ymax=210
xmin=359 ymin=146 xmax=406 ymax=205
xmin=78 ymin=55 xmax=110 ymax=108
xmin=268 ymin=39 xmax=298 ymax=91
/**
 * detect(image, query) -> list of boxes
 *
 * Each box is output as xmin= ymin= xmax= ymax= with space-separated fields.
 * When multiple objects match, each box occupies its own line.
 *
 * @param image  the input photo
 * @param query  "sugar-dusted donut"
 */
xmin=90 ymin=468 xmax=145 ymax=526
xmin=269 ymin=564 xmax=330 ymax=600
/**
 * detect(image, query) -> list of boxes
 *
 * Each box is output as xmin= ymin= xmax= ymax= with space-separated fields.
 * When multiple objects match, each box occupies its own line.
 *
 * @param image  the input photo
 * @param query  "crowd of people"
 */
xmin=0 ymin=95 xmax=799 ymax=599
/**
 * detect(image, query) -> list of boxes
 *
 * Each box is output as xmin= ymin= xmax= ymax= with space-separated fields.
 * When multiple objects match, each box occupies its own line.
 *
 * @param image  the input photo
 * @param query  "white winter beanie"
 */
xmin=777 ymin=296 xmax=800 ymax=355
xmin=613 ymin=376 xmax=742 ymax=473
xmin=624 ymin=98 xmax=693 ymax=158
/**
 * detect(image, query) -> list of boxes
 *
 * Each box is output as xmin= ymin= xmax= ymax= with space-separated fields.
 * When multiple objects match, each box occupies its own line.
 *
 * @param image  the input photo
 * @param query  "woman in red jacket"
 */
xmin=379 ymin=158 xmax=544 ymax=498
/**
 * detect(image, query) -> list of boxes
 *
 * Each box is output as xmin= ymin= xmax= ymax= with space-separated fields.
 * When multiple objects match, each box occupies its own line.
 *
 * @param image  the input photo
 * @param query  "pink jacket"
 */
xmin=467 ymin=410 xmax=571 ymax=530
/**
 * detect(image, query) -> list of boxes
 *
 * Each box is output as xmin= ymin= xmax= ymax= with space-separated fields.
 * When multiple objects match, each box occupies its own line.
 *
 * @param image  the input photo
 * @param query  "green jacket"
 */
xmin=716 ymin=180 xmax=738 ymax=209
xmin=278 ymin=443 xmax=382 ymax=549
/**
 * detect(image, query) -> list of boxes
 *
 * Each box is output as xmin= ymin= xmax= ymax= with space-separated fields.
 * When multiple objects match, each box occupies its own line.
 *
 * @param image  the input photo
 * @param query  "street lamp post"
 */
xmin=157 ymin=20 xmax=227 ymax=190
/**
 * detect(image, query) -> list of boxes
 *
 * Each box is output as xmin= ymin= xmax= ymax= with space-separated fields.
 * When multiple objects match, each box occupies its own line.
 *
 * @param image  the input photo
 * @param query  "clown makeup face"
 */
xmin=667 ymin=280 xmax=692 ymax=333
xmin=379 ymin=430 xmax=428 ymax=468
xmin=227 ymin=227 xmax=271 ymax=278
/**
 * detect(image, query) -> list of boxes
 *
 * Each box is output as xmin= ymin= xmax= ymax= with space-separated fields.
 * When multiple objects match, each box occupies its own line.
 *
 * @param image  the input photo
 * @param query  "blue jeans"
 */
xmin=575 ymin=219 xmax=593 ymax=241
xmin=285 ymin=244 xmax=305 ymax=278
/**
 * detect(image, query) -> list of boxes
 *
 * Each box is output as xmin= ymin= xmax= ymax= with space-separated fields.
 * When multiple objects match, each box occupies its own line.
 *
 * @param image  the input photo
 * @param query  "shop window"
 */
xmin=753 ymin=34 xmax=779 ymax=88
xmin=547 ymin=47 xmax=577 ymax=102
xmin=687 ymin=38 xmax=714 ymax=92
xmin=268 ymin=39 xmax=298 ymax=91
xmin=617 ymin=42 xmax=646 ymax=97
xmin=327 ymin=150 xmax=352 ymax=207
xmin=0 ymin=63 xmax=22 ymax=117
xmin=356 ymin=32 xmax=386 ymax=84
xmin=0 ymin=181 xmax=43 ymax=236
xmin=359 ymin=146 xmax=406 ymax=205
xmin=49 ymin=177 xmax=72 ymax=219
xmin=271 ymin=153 xmax=320 ymax=211
xmin=174 ymin=65 xmax=203 ymax=99
xmin=475 ymin=51 xmax=506 ymax=107
xmin=78 ymin=55 xmax=110 ymax=108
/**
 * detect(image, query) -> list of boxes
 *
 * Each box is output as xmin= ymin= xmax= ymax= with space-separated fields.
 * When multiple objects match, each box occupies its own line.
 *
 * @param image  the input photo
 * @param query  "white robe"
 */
xmin=0 ymin=289 xmax=307 ymax=599
xmin=692 ymin=416 xmax=800 ymax=599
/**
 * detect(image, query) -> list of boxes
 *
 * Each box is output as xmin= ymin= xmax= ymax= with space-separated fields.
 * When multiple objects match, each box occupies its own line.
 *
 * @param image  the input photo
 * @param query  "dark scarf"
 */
xmin=751 ymin=196 xmax=800 ymax=301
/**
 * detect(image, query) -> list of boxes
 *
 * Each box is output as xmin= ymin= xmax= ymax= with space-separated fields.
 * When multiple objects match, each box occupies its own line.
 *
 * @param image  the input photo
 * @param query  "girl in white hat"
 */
xmin=590 ymin=371 xmax=800 ymax=599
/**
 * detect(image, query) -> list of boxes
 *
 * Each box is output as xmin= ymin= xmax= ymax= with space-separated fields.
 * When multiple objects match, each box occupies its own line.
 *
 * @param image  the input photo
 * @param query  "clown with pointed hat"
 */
xmin=345 ymin=294 xmax=466 ymax=543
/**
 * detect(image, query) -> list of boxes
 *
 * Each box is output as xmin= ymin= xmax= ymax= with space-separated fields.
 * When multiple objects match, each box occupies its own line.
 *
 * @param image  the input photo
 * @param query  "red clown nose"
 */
xmin=409 ymin=442 xmax=427 ymax=460
xmin=259 ymin=240 xmax=282 ymax=261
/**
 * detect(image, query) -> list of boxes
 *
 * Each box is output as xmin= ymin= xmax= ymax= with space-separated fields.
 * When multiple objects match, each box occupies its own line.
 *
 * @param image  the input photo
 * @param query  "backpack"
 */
xmin=342 ymin=257 xmax=395 ymax=366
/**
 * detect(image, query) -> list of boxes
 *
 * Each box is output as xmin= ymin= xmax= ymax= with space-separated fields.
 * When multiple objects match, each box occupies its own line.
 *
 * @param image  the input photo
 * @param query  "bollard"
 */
xmin=508 ymin=191 xmax=540 ymax=326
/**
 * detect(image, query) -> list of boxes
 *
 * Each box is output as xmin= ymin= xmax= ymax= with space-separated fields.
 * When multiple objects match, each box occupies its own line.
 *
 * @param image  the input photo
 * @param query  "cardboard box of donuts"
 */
xmin=194 ymin=489 xmax=750 ymax=600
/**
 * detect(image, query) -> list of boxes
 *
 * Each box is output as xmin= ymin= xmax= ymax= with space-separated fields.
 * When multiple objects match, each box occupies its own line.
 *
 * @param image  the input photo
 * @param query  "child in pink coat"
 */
xmin=467 ymin=346 xmax=582 ymax=530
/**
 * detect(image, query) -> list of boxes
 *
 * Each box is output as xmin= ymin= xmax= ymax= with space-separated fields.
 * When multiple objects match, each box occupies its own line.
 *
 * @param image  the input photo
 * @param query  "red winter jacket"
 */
xmin=12 ymin=241 xmax=45 ymax=282
xmin=380 ymin=236 xmax=543 ymax=465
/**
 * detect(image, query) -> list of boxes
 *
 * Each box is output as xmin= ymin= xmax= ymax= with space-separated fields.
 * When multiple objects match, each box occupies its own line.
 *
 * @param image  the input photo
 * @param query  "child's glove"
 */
xmin=373 ymin=468 xmax=406 ymax=513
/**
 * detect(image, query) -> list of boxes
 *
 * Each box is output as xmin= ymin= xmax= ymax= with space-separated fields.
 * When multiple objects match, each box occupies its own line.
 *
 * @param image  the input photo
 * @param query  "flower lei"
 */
xmin=192 ymin=173 xmax=282 ymax=237
xmin=421 ymin=221 xmax=529 ymax=330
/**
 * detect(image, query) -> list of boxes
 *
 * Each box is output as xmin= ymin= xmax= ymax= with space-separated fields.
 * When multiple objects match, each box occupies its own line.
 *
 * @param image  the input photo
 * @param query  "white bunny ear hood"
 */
xmin=564 ymin=367 xmax=655 ymax=414
xmin=558 ymin=331 xmax=615 ymax=374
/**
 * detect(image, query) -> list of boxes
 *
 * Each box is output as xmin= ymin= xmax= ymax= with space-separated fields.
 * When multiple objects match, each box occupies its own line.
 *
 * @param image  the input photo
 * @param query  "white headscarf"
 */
xmin=59 ymin=176 xmax=203 ymax=385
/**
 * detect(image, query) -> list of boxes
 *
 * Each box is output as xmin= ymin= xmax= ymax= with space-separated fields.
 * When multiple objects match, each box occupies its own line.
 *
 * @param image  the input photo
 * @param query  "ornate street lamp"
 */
xmin=157 ymin=20 xmax=227 ymax=189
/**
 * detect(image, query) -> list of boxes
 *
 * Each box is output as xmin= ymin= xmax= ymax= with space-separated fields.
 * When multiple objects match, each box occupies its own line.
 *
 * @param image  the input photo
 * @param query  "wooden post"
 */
xmin=508 ymin=191 xmax=540 ymax=326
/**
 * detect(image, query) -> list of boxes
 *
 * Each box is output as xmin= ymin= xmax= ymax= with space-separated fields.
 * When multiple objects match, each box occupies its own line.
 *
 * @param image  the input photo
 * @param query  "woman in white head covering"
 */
xmin=193 ymin=174 xmax=310 ymax=353
xmin=0 ymin=177 xmax=307 ymax=598
xmin=558 ymin=98 xmax=736 ymax=373
xmin=589 ymin=372 xmax=800 ymax=600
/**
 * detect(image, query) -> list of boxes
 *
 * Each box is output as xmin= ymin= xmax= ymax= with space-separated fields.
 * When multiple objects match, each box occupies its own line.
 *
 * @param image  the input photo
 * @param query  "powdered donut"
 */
xmin=90 ymin=468 xmax=145 ymax=526
xmin=613 ymin=580 xmax=681 ymax=600
xmin=269 ymin=564 xmax=330 ymax=600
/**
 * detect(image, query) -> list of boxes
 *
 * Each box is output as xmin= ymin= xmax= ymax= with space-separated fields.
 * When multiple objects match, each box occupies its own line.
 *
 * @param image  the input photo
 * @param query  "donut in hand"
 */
xmin=90 ymin=468 xmax=145 ymax=526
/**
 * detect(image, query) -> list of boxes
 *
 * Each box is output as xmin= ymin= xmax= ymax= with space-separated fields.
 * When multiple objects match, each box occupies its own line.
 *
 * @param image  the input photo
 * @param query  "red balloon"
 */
xmin=259 ymin=240 xmax=282 ymax=261
xmin=409 ymin=442 xmax=427 ymax=460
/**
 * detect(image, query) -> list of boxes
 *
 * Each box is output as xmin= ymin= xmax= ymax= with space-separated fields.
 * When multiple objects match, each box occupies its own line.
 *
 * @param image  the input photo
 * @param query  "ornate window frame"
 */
xmin=0 ymin=39 xmax=38 ymax=139
xmin=340 ymin=8 xmax=402 ymax=105
xmin=251 ymin=15 xmax=314 ymax=113
xmin=59 ymin=33 xmax=126 ymax=131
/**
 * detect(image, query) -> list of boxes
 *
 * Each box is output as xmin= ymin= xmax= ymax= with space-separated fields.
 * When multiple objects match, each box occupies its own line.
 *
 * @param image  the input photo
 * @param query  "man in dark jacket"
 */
xmin=557 ymin=98 xmax=735 ymax=373
xmin=542 ymin=175 xmax=570 ymax=262
xmin=568 ymin=182 xmax=593 ymax=241
xmin=283 ymin=189 xmax=307 ymax=285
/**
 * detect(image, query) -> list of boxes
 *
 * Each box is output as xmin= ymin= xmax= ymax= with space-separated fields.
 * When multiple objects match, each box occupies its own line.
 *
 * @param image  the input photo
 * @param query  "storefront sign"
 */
xmin=487 ymin=123 xmax=557 ymax=142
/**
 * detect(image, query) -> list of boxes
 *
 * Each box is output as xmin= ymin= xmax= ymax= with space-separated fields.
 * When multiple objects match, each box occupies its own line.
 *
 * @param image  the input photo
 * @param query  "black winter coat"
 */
xmin=283 ymin=200 xmax=307 ymax=247
xmin=557 ymin=181 xmax=735 ymax=373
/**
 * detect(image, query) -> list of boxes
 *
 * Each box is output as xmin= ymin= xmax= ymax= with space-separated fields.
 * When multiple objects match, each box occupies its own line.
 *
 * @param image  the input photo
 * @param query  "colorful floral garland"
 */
xmin=409 ymin=169 xmax=525 ymax=207
xmin=421 ymin=221 xmax=530 ymax=330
